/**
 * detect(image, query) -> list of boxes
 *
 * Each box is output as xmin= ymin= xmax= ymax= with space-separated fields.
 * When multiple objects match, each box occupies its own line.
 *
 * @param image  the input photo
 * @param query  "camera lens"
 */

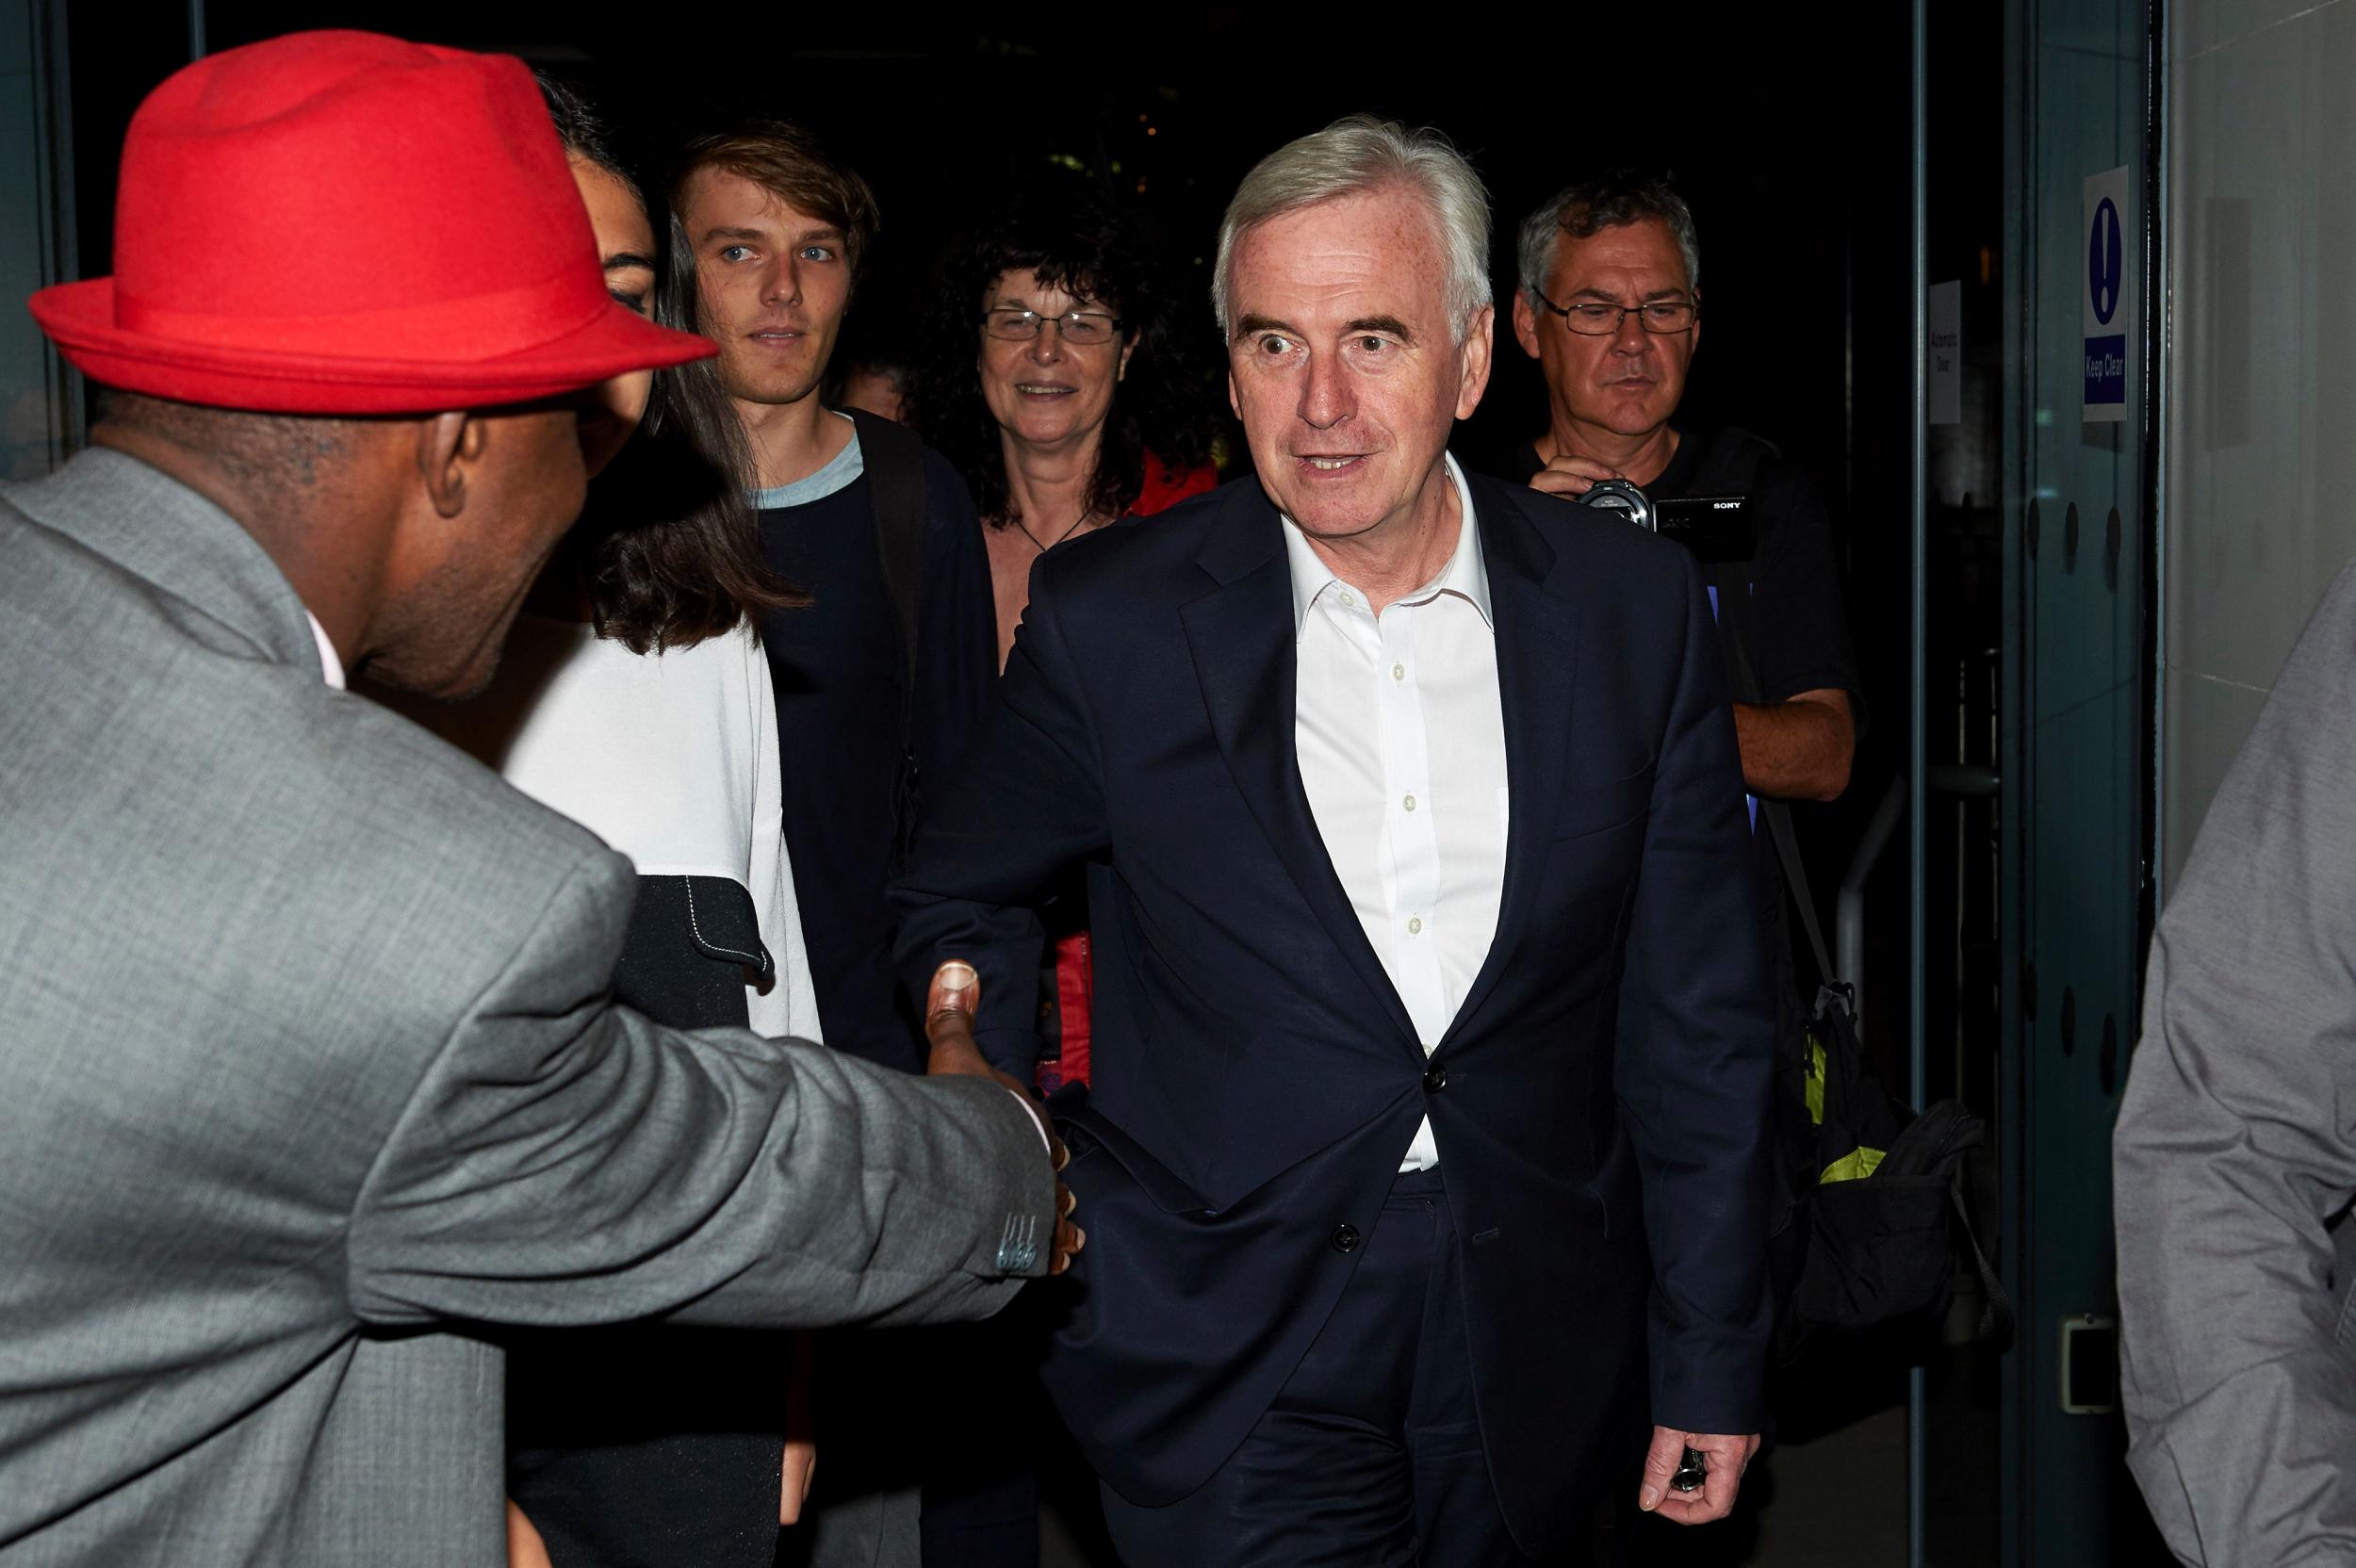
xmin=1576 ymin=478 xmax=1658 ymax=532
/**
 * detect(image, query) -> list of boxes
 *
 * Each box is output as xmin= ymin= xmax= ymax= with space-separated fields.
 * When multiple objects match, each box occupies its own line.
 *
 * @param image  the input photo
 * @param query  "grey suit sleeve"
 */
xmin=2117 ymin=562 xmax=2356 ymax=1564
xmin=347 ymin=851 xmax=1057 ymax=1332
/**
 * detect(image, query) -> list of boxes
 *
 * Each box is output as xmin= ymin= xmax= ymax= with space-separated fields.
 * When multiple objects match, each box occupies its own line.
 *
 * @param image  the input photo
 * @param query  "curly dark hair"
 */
xmin=903 ymin=197 xmax=1218 ymax=528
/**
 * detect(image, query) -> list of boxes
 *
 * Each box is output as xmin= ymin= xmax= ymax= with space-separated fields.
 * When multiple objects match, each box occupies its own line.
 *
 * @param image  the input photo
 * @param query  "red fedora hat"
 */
xmin=28 ymin=29 xmax=712 ymax=415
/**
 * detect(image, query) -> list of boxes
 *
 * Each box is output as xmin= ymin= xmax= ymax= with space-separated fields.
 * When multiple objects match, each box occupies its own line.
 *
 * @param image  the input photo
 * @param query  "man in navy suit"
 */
xmin=894 ymin=115 xmax=1776 ymax=1565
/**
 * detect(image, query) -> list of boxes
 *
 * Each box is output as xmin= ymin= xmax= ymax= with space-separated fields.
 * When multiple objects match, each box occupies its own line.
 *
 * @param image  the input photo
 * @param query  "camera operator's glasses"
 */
xmin=1532 ymin=289 xmax=1698 ymax=336
xmin=983 ymin=309 xmax=1124 ymax=345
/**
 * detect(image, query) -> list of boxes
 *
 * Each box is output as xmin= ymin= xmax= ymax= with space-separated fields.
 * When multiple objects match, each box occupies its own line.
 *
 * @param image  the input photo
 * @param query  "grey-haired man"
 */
xmin=895 ymin=118 xmax=1776 ymax=1564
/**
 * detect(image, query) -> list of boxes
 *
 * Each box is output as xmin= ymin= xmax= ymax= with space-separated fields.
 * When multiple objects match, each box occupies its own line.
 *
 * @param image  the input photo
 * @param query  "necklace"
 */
xmin=1015 ymin=509 xmax=1093 ymax=554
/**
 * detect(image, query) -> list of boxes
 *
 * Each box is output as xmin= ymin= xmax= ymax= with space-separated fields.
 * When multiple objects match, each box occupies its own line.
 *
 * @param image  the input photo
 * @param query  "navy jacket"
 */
xmin=893 ymin=470 xmax=1777 ymax=1558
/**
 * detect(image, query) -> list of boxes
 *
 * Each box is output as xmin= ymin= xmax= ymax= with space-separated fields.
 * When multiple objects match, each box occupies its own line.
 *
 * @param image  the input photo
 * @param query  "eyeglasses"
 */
xmin=982 ymin=308 xmax=1124 ymax=345
xmin=1531 ymin=288 xmax=1698 ymax=336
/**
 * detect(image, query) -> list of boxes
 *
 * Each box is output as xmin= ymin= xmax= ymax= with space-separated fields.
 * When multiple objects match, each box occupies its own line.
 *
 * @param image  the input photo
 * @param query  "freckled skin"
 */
xmin=1224 ymin=186 xmax=1492 ymax=603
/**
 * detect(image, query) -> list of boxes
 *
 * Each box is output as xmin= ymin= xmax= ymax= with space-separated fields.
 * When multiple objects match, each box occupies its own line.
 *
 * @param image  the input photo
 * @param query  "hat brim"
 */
xmin=29 ymin=278 xmax=716 ymax=416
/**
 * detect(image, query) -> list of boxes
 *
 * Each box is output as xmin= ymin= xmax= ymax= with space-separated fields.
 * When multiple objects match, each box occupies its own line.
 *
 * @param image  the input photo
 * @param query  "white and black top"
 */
xmin=413 ymin=614 xmax=820 ymax=1041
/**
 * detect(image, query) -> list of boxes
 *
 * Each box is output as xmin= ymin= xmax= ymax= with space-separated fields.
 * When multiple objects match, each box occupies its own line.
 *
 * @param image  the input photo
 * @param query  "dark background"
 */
xmin=72 ymin=4 xmax=2015 ymax=996
xmin=68 ymin=8 xmax=1912 ymax=520
xmin=65 ymin=3 xmax=1942 ymax=897
xmin=56 ymin=5 xmax=1998 ymax=1193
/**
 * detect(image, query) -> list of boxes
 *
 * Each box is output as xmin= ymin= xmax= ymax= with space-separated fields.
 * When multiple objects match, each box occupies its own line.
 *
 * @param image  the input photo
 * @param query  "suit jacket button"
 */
xmin=1331 ymin=1223 xmax=1361 ymax=1254
xmin=1423 ymin=1062 xmax=1447 ymax=1092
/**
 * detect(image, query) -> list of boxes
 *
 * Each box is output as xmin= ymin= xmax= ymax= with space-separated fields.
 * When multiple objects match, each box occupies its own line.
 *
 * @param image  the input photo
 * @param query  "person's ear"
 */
xmin=1118 ymin=332 xmax=1138 ymax=384
xmin=1457 ymin=304 xmax=1495 ymax=421
xmin=1511 ymin=293 xmax=1543 ymax=361
xmin=416 ymin=411 xmax=482 ymax=519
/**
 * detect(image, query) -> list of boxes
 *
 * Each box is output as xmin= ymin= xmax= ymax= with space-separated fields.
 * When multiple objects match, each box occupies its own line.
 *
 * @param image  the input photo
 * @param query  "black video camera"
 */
xmin=1576 ymin=478 xmax=1757 ymax=564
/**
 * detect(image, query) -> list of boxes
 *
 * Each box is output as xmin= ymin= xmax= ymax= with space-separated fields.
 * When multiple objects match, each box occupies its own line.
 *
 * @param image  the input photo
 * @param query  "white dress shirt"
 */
xmin=1286 ymin=454 xmax=1508 ymax=1171
xmin=305 ymin=611 xmax=346 ymax=690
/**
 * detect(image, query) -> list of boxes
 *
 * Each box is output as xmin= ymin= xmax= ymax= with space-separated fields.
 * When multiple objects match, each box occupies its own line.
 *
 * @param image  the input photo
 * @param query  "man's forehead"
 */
xmin=1231 ymin=188 xmax=1449 ymax=317
xmin=684 ymin=168 xmax=837 ymax=236
xmin=1251 ymin=186 xmax=1444 ymax=253
xmin=1550 ymin=217 xmax=1689 ymax=289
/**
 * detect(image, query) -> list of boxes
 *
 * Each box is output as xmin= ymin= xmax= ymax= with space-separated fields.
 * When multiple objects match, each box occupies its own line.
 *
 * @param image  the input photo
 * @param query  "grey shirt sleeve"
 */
xmin=346 ymin=850 xmax=1057 ymax=1333
xmin=2117 ymin=561 xmax=2356 ymax=1564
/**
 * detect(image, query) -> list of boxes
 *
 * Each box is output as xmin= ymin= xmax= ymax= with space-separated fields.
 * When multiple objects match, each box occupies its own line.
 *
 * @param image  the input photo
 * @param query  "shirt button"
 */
xmin=1392 ymin=662 xmax=1405 ymax=681
xmin=1403 ymin=794 xmax=1417 ymax=812
xmin=1407 ymin=916 xmax=1424 ymax=935
xmin=1331 ymin=1223 xmax=1362 ymax=1253
xmin=1338 ymin=591 xmax=1355 ymax=608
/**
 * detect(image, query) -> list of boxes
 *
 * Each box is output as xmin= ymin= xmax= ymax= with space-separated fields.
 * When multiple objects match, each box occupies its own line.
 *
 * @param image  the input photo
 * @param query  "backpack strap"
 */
xmin=843 ymin=408 xmax=931 ymax=868
xmin=1689 ymin=426 xmax=1774 ymax=729
xmin=844 ymin=407 xmax=928 ymax=729
xmin=1697 ymin=434 xmax=1840 ymax=995
xmin=1951 ymin=1165 xmax=2016 ymax=1341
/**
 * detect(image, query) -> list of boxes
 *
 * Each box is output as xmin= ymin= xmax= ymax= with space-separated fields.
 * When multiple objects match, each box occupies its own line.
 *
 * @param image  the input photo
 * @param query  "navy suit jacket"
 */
xmin=893 ymin=469 xmax=1776 ymax=1557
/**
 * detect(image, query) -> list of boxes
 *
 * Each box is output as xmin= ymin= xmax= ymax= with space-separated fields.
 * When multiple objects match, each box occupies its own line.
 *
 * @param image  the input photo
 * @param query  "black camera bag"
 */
xmin=1687 ymin=434 xmax=2010 ymax=1345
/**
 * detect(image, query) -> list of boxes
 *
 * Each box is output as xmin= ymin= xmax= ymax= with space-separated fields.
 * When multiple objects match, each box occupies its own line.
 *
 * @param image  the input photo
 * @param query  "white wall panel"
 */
xmin=2163 ymin=0 xmax=2356 ymax=885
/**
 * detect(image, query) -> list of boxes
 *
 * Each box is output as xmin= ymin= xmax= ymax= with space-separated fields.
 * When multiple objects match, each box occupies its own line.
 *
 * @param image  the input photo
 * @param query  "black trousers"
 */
xmin=1097 ymin=1168 xmax=1573 ymax=1567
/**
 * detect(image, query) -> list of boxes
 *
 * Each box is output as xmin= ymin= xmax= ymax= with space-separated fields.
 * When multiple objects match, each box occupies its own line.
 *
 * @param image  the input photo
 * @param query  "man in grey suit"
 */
xmin=0 ymin=29 xmax=1070 ymax=1568
xmin=2117 ymin=563 xmax=2356 ymax=1562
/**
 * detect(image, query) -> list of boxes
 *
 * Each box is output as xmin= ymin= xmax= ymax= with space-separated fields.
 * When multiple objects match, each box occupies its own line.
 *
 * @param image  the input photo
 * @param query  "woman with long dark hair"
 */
xmin=384 ymin=77 xmax=817 ymax=1568
xmin=906 ymin=197 xmax=1220 ymax=670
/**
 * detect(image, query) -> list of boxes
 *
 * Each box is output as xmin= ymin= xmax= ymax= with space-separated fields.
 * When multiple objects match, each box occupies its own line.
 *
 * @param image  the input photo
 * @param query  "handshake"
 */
xmin=921 ymin=960 xmax=1084 ymax=1277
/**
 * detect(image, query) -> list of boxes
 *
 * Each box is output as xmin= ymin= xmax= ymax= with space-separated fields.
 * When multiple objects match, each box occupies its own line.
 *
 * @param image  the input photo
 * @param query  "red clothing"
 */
xmin=1039 ymin=452 xmax=1216 ymax=1095
xmin=1134 ymin=452 xmax=1219 ymax=516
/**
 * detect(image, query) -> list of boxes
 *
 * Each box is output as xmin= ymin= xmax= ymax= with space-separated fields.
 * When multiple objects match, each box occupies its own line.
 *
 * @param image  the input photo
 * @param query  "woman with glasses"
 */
xmin=907 ymin=197 xmax=1218 ymax=1096
xmin=897 ymin=195 xmax=1217 ymax=1567
xmin=907 ymin=198 xmax=1219 ymax=673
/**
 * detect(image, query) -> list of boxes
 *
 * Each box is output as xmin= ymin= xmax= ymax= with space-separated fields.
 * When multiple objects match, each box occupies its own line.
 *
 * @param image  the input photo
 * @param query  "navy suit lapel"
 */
xmin=1180 ymin=498 xmax=1419 ymax=1052
xmin=1444 ymin=482 xmax=1583 ymax=1045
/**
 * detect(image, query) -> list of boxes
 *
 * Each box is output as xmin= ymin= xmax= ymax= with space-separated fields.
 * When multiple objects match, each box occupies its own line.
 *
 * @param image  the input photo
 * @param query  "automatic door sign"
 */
xmin=2083 ymin=167 xmax=2133 ymax=422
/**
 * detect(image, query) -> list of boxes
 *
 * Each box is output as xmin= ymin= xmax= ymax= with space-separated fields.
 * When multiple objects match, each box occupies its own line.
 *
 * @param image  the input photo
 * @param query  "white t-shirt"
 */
xmin=416 ymin=615 xmax=820 ymax=1041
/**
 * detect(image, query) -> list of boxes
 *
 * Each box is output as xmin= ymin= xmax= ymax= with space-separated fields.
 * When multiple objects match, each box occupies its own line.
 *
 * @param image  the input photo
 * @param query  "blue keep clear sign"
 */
xmin=2083 ymin=167 xmax=2132 ymax=422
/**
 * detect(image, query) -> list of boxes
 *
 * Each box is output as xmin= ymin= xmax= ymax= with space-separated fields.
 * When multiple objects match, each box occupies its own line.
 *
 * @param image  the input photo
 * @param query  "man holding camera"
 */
xmin=1493 ymin=173 xmax=1858 ymax=807
xmin=1491 ymin=186 xmax=1861 ymax=1326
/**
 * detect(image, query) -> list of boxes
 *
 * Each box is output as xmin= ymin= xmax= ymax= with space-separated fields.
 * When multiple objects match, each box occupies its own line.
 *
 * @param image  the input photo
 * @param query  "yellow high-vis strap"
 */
xmin=1821 ymin=1146 xmax=1887 ymax=1184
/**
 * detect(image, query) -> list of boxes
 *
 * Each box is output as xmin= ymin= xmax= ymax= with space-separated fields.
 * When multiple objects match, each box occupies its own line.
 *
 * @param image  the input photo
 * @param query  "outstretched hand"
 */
xmin=1638 ymin=1426 xmax=1759 ymax=1525
xmin=923 ymin=961 xmax=1083 ymax=1275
